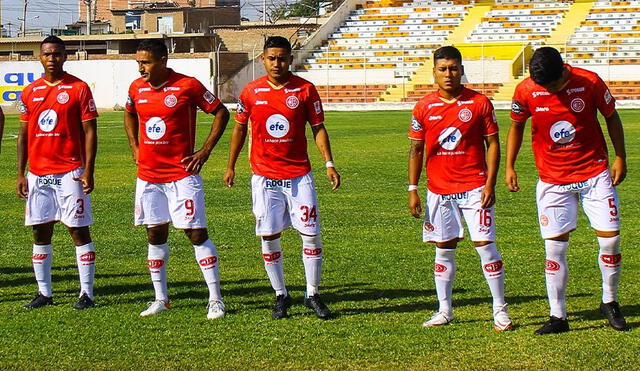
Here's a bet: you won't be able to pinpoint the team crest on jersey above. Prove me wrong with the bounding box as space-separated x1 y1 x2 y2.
17 100 27 114
89 99 97 112
570 98 585 113
458 108 472 122
57 91 70 104
511 100 524 115
438 127 462 150
266 114 290 138
411 116 422 131
145 117 167 140
164 94 178 108
423 221 435 232
38 109 58 132
604 89 612 104
314 101 322 114
549 120 575 144
203 91 216 104
285 95 300 109
126 95 133 106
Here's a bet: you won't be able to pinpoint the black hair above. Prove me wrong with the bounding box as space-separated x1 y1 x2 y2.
433 46 462 64
529 47 564 86
41 35 65 50
137 39 168 59
264 36 292 54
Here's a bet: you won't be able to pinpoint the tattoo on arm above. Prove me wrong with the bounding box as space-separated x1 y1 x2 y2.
409 140 423 158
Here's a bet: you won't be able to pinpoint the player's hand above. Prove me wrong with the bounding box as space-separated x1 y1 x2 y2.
16 175 28 199
181 149 210 174
327 167 341 190
73 170 94 195
610 156 627 186
408 191 422 218
480 185 496 208
505 168 520 192
223 168 235 188
131 147 139 165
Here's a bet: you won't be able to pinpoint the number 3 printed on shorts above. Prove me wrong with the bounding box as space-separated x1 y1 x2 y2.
477 209 492 227
185 199 195 216
300 205 317 222
76 199 85 215
608 198 618 217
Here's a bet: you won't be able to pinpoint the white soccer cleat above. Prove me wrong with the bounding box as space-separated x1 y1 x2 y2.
493 305 513 331
207 300 225 320
140 300 171 317
422 311 454 327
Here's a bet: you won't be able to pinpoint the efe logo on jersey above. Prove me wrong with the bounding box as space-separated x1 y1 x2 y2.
266 114 290 138
145 117 166 140
549 121 575 144
38 109 58 132
438 127 462 150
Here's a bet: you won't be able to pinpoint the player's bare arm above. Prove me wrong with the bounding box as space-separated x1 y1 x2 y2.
182 104 230 174
481 133 500 208
408 138 424 218
16 121 29 198
604 110 627 186
223 122 249 187
505 120 525 192
311 123 340 190
0 107 4 154
73 119 97 194
124 110 140 164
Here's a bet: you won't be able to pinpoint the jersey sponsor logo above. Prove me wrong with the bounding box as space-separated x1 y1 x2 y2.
32 253 49 261
164 94 178 108
79 252 96 262
441 192 468 201
265 179 292 188
535 107 549 112
163 86 180 92
254 87 270 94
600 254 621 265
262 251 282 262
57 85 73 90
604 89 613 104
138 87 151 93
483 260 503 273
566 87 585 96
145 117 167 140
540 214 549 226
458 108 472 122
285 88 301 93
33 97 44 102
38 109 58 132
147 259 164 269
198 256 217 267
532 91 550 98
545 259 560 271
303 248 322 256
434 263 447 273
89 99 97 112
411 116 422 131
138 99 148 104
423 221 435 232
457 99 473 106
511 100 524 115
570 98 585 113
236 99 246 114
56 91 70 104
314 100 322 114
428 102 444 109
255 100 268 105
285 95 300 109
33 85 47 92
549 120 576 144
438 127 462 150
428 115 442 121
203 90 216 104
265 114 290 138
37 175 62 187
559 180 588 192
18 100 28 114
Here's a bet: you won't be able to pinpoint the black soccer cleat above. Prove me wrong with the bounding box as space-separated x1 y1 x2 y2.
272 294 292 319
600 301 628 331
22 292 54 309
73 293 95 310
534 316 569 335
304 294 331 320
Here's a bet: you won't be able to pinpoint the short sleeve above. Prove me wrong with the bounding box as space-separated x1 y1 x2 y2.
18 89 29 121
125 83 136 114
191 79 221 114
593 76 616 118
510 84 531 123
408 103 426 140
78 83 99 121
482 98 499 136
306 84 325 126
234 87 251 124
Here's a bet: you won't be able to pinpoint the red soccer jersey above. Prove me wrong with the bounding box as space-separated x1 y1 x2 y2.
511 65 615 184
19 73 98 176
234 75 325 180
409 87 499 194
126 70 222 183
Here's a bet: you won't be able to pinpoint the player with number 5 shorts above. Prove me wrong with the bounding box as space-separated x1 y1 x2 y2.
17 36 98 311
124 39 230 319
408 46 512 331
225 36 341 320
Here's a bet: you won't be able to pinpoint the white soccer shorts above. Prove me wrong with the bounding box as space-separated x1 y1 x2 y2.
536 169 620 239
25 168 93 227
423 186 495 243
251 172 320 236
134 175 207 229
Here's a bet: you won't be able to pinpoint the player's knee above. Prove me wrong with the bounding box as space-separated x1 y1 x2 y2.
262 233 281 241
68 226 92 246
185 228 208 245
147 224 169 245
301 234 323 259
32 223 55 245
597 234 620 254
435 239 458 249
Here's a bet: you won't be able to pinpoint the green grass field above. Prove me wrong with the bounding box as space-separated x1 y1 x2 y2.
0 110 638 369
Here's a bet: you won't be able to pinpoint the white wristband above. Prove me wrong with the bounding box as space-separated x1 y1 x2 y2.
325 161 335 168
408 185 418 191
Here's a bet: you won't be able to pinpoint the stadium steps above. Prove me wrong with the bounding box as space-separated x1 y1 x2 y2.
545 0 595 49
444 1 493 45
492 67 529 101
377 57 433 101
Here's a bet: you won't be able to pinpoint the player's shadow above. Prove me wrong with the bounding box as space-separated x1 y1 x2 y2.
0 265 82 288
570 303 639 330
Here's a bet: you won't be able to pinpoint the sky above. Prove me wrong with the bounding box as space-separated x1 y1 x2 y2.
1 0 268 36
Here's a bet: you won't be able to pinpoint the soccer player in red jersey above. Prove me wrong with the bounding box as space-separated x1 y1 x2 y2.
124 39 230 319
506 47 628 334
224 36 340 320
408 46 512 331
16 36 98 310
